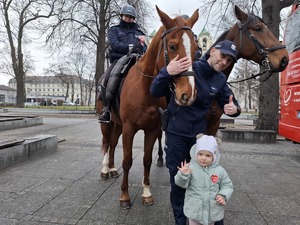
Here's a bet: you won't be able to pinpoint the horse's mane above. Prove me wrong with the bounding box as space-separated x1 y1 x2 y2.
206 12 263 55
206 30 230 54
249 13 264 23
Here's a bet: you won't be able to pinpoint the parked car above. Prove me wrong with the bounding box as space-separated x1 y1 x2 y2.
62 101 76 106
33 101 41 106
25 102 34 106
51 100 57 106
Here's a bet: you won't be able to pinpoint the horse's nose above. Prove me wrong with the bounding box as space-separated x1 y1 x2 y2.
280 56 289 71
179 92 196 106
180 94 188 105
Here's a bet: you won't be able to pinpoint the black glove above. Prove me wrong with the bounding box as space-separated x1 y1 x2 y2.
131 43 144 54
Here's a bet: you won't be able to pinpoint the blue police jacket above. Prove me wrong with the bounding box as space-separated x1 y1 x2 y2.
108 20 146 62
150 54 241 138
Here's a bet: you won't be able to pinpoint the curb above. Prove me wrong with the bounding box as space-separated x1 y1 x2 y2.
0 135 57 170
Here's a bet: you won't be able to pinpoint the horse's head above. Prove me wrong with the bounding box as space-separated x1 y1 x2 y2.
156 6 199 106
229 5 288 72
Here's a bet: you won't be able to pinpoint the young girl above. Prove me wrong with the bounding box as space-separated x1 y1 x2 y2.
175 134 233 225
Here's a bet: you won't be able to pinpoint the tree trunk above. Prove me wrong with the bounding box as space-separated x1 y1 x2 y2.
94 0 107 106
256 0 293 131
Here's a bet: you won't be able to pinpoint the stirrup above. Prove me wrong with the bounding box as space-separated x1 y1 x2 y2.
98 109 111 123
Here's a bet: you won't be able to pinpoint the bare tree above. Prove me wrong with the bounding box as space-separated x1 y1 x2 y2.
44 0 152 106
201 0 294 131
0 0 58 107
230 60 260 112
256 0 294 131
58 49 95 105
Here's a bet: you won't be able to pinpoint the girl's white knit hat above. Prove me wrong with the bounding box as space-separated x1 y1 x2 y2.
195 135 218 163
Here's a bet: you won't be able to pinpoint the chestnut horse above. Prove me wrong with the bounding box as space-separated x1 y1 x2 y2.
205 6 289 135
97 6 199 209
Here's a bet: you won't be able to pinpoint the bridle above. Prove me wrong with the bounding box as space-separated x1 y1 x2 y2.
228 15 287 86
136 24 196 79
161 25 194 67
237 14 286 73
161 25 197 94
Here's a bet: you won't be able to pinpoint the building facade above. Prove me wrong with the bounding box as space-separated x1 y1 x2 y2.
0 85 17 105
8 75 95 106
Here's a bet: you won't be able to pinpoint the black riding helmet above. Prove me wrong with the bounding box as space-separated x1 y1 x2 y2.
180 14 190 20
120 5 136 19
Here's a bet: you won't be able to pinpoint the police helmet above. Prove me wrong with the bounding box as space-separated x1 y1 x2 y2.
180 14 190 20
120 5 136 19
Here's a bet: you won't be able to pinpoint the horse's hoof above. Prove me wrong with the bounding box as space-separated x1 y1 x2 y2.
142 196 154 206
101 172 109 180
120 200 131 209
157 158 164 167
110 171 119 178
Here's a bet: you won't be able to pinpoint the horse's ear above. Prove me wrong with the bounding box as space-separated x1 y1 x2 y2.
234 5 248 24
188 9 199 28
156 5 175 29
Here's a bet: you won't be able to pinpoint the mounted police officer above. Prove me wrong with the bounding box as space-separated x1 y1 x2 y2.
98 4 147 123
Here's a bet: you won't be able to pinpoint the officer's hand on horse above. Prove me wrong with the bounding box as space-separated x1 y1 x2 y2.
167 55 192 76
132 43 144 54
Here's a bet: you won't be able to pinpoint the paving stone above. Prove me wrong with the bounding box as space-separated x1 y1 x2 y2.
0 217 20 225
249 194 300 217
1 116 300 225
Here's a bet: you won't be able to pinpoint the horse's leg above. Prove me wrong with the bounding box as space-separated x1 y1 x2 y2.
108 124 122 178
157 130 164 167
142 129 160 206
206 101 223 136
119 124 137 209
100 122 113 180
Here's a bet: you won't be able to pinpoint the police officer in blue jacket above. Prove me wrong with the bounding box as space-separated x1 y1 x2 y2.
98 4 146 123
150 40 241 225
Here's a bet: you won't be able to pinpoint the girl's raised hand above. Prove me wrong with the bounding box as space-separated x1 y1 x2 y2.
177 160 192 174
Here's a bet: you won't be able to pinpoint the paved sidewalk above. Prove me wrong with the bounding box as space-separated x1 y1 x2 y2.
0 115 300 225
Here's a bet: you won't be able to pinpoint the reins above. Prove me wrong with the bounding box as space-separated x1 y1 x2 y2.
135 62 156 79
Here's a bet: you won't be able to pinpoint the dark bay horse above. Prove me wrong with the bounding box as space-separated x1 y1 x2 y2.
97 6 199 209
205 6 289 135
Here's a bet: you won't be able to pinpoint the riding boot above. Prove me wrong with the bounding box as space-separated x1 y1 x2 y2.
98 101 111 123
98 85 111 123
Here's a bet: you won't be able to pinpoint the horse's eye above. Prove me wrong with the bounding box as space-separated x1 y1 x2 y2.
253 25 262 32
169 43 177 52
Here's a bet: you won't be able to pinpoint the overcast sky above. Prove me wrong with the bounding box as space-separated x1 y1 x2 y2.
0 0 206 86
149 0 204 34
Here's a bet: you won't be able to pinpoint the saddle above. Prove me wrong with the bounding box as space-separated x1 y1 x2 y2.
97 53 139 115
